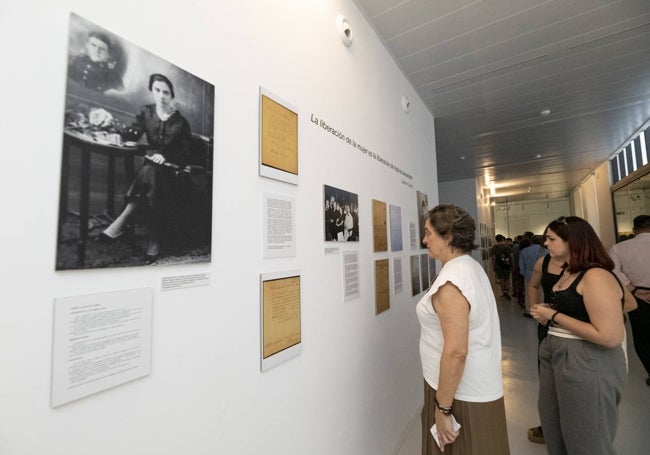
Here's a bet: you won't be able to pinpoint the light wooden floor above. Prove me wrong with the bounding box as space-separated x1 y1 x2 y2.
397 296 650 455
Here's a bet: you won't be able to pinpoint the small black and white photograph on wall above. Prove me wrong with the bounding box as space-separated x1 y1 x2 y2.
389 204 403 251
56 13 214 270
410 254 421 296
428 256 437 287
416 190 429 248
419 253 429 293
324 185 359 242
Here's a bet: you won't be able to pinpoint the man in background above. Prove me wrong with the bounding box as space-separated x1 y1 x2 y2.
492 234 513 299
519 235 547 318
610 214 650 386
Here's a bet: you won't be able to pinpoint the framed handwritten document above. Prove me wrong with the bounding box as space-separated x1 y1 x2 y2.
259 88 298 184
372 199 388 252
260 271 302 371
375 259 390 315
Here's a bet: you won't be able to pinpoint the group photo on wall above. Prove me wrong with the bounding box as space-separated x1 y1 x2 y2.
56 14 215 270
323 184 359 242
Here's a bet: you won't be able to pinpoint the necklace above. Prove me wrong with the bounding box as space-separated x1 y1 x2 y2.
157 108 175 121
555 271 573 290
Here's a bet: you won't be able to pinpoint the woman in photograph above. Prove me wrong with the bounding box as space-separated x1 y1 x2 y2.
418 204 509 454
530 216 628 454
97 73 192 264
343 205 354 240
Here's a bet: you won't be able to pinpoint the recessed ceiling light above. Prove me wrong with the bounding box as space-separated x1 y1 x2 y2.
460 155 466 160
540 109 551 117
534 153 542 159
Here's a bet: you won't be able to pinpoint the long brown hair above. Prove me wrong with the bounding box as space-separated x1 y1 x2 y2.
545 216 613 272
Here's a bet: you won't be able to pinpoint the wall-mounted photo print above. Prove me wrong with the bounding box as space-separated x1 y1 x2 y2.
420 253 429 293
260 271 302 372
259 88 298 184
57 14 214 270
372 199 388 252
323 185 359 242
416 190 429 249
389 204 403 251
410 254 421 296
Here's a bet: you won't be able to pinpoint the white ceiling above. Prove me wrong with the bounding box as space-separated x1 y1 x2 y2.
354 0 650 202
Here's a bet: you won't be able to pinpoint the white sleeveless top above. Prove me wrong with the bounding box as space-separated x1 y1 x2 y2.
416 254 504 402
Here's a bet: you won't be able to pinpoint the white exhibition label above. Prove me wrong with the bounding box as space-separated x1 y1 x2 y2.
263 193 296 258
393 257 403 294
51 288 153 407
161 272 210 291
409 222 417 250
342 250 360 302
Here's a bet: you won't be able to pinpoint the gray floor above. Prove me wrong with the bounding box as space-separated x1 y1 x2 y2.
398 296 650 455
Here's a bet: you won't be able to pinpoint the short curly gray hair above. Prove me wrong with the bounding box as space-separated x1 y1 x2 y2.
427 204 477 253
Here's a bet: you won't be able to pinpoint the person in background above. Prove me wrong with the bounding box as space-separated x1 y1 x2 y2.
491 234 513 299
524 226 568 445
511 235 523 305
530 216 628 454
418 204 509 454
516 235 532 309
69 31 124 92
610 214 650 386
519 235 547 318
96 73 191 264
343 205 354 240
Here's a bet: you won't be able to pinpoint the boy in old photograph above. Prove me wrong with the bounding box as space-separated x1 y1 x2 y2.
69 30 124 92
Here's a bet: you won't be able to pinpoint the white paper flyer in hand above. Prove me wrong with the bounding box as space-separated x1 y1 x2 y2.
431 415 461 448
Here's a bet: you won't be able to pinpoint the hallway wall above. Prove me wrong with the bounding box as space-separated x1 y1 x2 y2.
0 2 437 454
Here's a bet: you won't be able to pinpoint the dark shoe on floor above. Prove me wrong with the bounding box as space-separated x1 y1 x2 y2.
143 254 159 265
94 226 131 244
523 312 533 318
527 426 545 444
95 232 119 244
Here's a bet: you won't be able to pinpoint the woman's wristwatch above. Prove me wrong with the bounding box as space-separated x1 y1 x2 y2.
434 397 453 416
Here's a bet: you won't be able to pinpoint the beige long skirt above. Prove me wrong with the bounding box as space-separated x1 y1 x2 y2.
421 381 510 455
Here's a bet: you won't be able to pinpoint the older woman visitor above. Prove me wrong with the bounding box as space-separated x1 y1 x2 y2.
418 204 509 454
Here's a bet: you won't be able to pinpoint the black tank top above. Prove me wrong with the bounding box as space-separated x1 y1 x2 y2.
550 266 624 323
540 254 562 302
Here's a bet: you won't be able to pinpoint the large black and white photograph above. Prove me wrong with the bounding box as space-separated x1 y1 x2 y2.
56 14 214 270
323 184 359 242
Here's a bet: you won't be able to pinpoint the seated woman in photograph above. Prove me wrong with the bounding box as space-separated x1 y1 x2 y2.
97 73 192 264
530 216 630 455
418 204 509 454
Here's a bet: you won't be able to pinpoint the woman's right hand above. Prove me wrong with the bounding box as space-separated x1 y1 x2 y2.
149 153 167 165
531 303 552 325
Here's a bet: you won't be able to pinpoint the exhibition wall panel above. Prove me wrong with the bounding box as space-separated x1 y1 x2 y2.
0 1 437 454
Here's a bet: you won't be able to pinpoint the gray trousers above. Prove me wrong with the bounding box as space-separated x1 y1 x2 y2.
538 335 626 455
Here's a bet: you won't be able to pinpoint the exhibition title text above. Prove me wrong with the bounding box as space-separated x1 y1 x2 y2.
310 114 413 182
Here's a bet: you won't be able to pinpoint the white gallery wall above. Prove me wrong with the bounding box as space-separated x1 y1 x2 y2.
438 178 481 263
0 1 438 455
568 161 616 250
